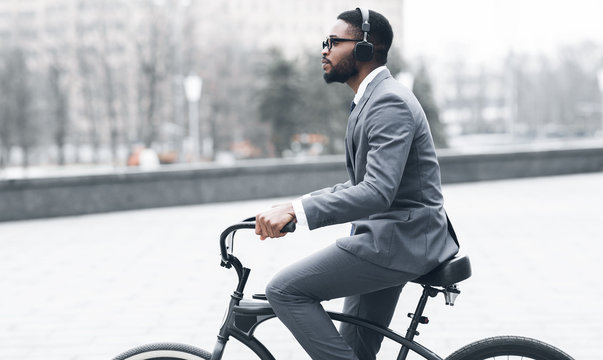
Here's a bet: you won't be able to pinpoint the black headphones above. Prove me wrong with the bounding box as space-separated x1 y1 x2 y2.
354 7 374 62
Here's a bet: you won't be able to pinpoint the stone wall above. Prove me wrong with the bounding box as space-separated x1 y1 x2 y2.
1 147 602 222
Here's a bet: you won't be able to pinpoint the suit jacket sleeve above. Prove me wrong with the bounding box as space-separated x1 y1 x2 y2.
302 93 416 229
309 180 352 196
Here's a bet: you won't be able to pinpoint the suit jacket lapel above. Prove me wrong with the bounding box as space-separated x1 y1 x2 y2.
346 101 361 168
345 69 392 180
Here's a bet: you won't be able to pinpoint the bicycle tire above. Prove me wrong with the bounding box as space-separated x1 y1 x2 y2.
445 336 574 360
113 342 211 360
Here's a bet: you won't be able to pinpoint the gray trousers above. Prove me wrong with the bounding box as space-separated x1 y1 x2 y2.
265 244 417 360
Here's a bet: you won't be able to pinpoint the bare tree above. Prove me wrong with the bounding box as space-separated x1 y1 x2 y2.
504 45 603 138
100 30 120 164
201 44 269 158
136 4 172 148
297 51 350 155
47 62 70 165
0 48 38 168
76 45 102 163
0 53 12 170
413 61 448 148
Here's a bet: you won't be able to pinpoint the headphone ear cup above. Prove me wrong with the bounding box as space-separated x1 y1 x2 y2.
354 41 374 62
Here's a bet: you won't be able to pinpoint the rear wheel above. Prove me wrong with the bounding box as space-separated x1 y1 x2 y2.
446 336 574 360
113 342 211 360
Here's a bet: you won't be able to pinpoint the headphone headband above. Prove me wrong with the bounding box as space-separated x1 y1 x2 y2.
358 7 370 35
354 7 374 62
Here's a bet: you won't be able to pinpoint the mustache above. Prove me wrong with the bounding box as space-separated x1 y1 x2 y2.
322 57 331 65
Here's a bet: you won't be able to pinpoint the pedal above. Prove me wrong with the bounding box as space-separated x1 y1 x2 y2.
444 285 460 306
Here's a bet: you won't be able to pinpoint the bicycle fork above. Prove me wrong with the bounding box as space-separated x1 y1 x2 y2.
212 264 251 360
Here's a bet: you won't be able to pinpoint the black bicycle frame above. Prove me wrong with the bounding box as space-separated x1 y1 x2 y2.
213 221 443 360
210 294 442 360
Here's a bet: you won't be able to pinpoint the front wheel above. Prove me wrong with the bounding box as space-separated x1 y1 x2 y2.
113 342 211 360
446 336 574 360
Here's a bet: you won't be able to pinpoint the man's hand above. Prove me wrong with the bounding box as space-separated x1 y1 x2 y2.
255 203 296 240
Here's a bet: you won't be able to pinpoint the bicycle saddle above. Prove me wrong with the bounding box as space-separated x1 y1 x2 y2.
411 255 471 287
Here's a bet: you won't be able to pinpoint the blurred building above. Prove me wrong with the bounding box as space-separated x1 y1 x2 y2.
436 49 603 145
0 0 139 163
438 62 509 137
0 0 405 165
0 0 404 65
191 0 405 57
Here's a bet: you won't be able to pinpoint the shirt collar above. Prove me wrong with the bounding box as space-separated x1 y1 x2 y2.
353 65 388 105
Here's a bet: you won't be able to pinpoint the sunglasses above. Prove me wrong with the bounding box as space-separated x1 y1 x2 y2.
322 37 363 51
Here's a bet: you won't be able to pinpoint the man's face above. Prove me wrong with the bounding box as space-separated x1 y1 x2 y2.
322 20 359 84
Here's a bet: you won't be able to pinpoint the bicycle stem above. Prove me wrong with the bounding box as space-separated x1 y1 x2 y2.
236 266 251 294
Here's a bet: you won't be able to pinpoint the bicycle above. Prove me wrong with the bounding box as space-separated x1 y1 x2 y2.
113 218 574 360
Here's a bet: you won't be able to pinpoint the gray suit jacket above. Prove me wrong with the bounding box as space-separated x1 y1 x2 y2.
302 69 459 275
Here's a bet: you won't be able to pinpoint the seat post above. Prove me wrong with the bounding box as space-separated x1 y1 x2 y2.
397 285 436 360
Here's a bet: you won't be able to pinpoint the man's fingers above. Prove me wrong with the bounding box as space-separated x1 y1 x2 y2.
257 214 268 238
255 218 262 236
256 213 269 239
266 216 281 238
256 205 294 239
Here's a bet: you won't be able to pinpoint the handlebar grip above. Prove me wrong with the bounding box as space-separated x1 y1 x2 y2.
281 220 296 233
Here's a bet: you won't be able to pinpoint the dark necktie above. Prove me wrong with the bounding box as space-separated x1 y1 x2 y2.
350 101 356 113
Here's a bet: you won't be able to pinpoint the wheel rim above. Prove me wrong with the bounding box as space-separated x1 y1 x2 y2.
121 349 206 360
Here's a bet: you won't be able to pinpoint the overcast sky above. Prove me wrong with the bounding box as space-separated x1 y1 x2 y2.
404 0 603 63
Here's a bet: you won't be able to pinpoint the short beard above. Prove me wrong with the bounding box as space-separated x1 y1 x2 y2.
323 53 358 84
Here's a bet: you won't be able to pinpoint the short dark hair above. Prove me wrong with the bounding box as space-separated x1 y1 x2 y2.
337 9 393 65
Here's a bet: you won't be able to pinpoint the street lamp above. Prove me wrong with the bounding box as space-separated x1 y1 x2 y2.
184 73 202 161
597 69 603 137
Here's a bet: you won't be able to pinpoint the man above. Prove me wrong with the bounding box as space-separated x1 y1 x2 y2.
255 8 459 360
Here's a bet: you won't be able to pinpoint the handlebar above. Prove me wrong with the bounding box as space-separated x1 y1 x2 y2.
217 218 296 295
219 217 296 267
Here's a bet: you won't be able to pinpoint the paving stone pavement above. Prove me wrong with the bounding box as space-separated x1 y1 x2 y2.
1 172 602 360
